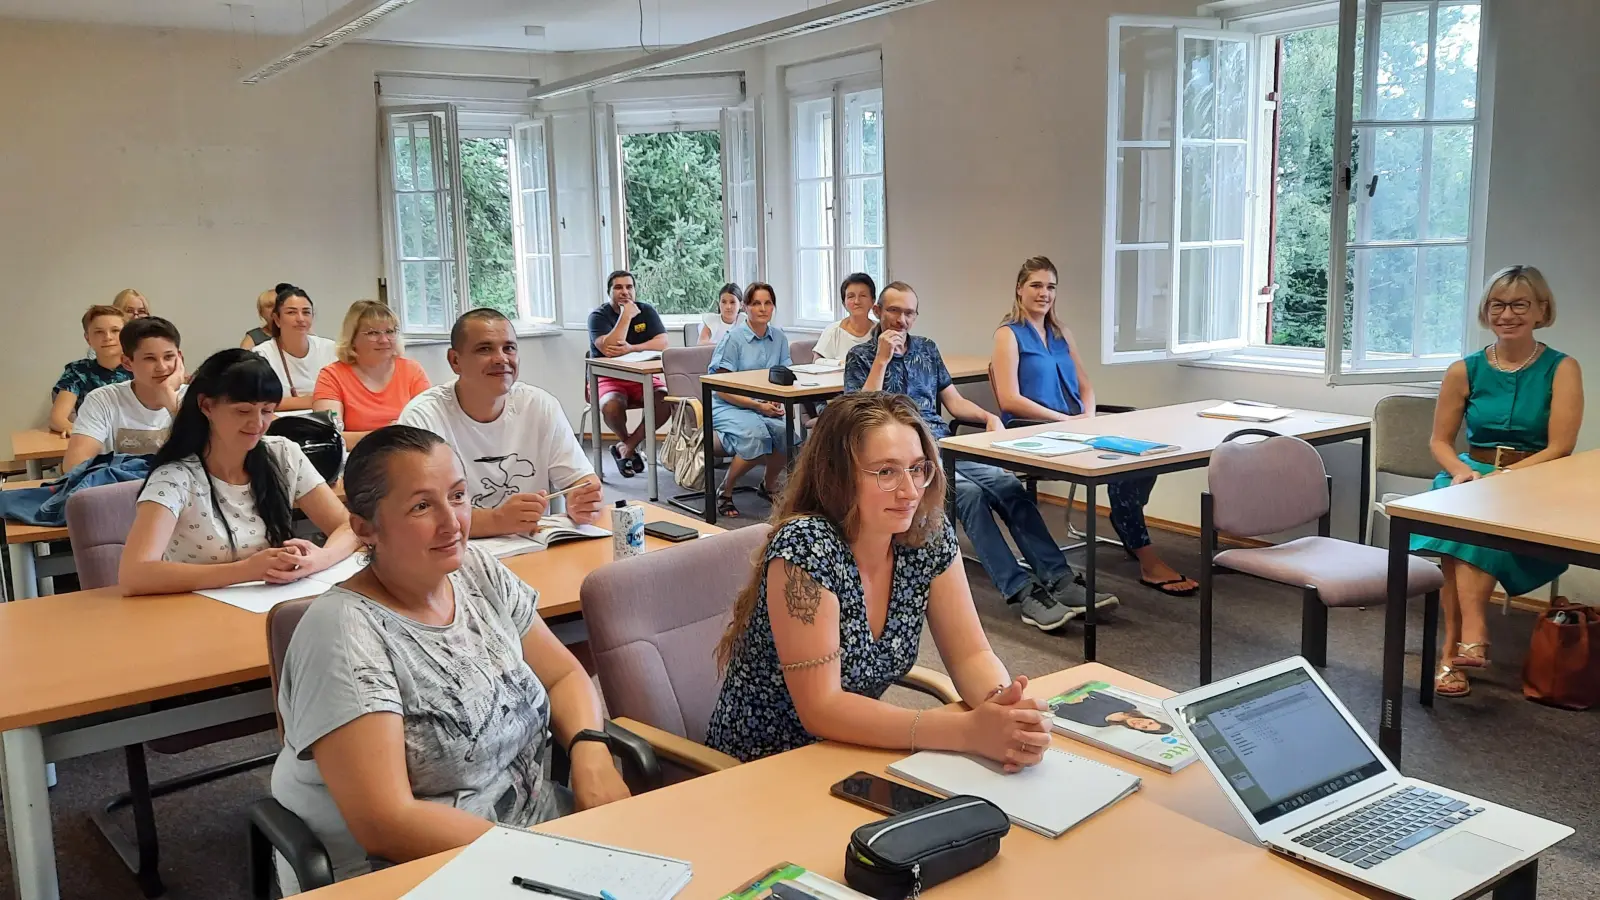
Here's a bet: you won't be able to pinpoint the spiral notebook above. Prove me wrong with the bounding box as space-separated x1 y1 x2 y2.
400 826 691 900
886 747 1140 838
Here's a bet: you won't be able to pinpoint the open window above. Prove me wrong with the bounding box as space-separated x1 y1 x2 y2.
380 105 468 337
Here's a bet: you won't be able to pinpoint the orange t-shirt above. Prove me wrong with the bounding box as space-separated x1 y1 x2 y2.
312 358 432 432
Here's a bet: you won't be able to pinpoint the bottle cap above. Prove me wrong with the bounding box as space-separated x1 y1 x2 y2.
615 500 626 508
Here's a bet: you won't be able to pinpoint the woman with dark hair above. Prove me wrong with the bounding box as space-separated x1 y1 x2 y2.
699 283 745 346
119 349 358 596
270 425 629 884
706 283 792 518
253 284 337 411
813 273 877 362
704 393 1052 766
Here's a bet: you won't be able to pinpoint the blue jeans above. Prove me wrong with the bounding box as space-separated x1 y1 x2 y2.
1107 477 1157 552
951 461 1071 600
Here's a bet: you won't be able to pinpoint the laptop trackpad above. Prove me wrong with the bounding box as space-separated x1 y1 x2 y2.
1421 832 1521 876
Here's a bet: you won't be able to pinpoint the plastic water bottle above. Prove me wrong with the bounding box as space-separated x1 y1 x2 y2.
612 500 645 560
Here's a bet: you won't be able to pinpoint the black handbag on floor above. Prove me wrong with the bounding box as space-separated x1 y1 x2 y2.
844 795 1010 899
266 412 344 484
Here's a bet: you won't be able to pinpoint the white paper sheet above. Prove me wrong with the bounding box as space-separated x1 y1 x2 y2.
615 350 664 363
197 552 366 614
400 826 691 900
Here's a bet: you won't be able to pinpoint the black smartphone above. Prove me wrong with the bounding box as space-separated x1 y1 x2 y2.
829 771 941 816
644 521 699 542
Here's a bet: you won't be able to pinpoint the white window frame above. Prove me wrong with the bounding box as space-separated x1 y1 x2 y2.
511 119 558 325
789 73 887 329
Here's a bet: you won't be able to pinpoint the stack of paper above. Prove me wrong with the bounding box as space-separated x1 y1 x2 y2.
197 552 367 614
1198 401 1293 422
887 747 1141 838
615 350 664 363
401 826 691 900
990 435 1092 457
790 361 844 375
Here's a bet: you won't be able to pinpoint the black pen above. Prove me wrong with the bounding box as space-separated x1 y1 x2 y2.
510 875 612 900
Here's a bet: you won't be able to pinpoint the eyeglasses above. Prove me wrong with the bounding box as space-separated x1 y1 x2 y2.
881 306 919 319
1486 300 1534 316
861 462 938 492
360 328 399 340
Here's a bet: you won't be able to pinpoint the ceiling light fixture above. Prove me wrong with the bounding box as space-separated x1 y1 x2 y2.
241 0 420 85
529 0 937 101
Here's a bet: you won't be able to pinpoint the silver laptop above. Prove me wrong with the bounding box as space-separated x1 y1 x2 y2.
1163 658 1571 900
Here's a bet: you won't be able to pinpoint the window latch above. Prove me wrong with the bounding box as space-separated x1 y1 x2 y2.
1366 175 1380 198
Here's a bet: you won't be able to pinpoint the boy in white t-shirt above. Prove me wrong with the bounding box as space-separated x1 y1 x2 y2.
399 308 604 537
64 316 186 470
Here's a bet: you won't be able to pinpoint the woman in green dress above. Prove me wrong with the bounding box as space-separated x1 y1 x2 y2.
1415 265 1584 698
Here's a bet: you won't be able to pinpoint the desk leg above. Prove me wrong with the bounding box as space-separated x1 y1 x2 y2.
783 403 795 463
7 544 37 601
1492 859 1538 900
2 727 60 900
589 368 604 479
643 375 659 502
24 461 40 481
1082 483 1098 663
1380 517 1411 765
702 380 718 525
1358 432 1372 545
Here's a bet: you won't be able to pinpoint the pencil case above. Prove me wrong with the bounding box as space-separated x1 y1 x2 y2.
843 794 1010 899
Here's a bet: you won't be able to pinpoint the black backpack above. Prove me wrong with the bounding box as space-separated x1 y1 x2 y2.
266 412 344 483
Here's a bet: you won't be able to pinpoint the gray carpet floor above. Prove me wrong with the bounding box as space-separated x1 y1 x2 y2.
2 464 1594 899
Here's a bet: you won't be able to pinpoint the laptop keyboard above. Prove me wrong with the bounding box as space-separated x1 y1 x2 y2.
1290 786 1487 870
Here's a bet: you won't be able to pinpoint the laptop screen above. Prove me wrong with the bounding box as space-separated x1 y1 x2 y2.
1179 668 1388 826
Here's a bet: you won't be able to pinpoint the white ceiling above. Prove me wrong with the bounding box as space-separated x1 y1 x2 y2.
0 0 816 51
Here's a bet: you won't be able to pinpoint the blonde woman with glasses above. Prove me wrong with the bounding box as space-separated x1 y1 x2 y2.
313 300 431 432
1413 265 1583 699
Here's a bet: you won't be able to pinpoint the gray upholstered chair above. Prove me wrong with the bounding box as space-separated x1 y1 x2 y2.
660 343 757 516
1199 430 1445 694
66 481 279 898
580 525 959 782
790 339 818 365
1369 394 1457 546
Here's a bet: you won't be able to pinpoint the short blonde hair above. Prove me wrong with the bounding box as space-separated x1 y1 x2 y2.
1478 265 1556 328
256 289 278 322
112 289 147 315
335 300 402 364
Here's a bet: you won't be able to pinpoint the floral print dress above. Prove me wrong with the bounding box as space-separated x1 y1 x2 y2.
705 514 959 762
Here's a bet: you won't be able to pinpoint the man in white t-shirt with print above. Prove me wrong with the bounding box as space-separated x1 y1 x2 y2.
65 316 187 470
399 308 604 537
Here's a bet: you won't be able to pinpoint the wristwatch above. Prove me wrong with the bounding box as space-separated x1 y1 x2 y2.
568 728 612 755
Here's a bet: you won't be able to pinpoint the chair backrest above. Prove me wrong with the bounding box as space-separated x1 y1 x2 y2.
681 321 698 345
1209 431 1329 537
790 340 817 365
1373 393 1455 480
581 524 772 743
265 597 317 733
64 480 143 590
662 344 716 400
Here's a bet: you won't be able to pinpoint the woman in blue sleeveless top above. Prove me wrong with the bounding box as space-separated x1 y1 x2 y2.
1413 266 1583 699
990 257 1197 597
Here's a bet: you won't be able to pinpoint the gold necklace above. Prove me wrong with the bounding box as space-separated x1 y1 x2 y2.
1488 342 1542 373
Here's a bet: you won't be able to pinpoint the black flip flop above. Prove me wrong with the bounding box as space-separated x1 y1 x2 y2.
1140 576 1199 597
611 443 637 478
717 494 741 518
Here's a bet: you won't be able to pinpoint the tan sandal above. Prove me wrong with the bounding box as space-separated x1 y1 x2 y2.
1435 664 1471 698
1451 641 1490 669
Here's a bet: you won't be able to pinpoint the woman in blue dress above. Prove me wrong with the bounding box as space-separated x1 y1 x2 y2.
705 393 1052 766
1415 265 1584 698
708 283 792 518
990 256 1196 596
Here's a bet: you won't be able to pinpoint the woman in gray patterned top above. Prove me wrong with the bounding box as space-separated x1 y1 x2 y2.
270 425 630 884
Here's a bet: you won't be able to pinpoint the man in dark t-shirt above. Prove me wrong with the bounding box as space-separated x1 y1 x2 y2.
587 270 672 477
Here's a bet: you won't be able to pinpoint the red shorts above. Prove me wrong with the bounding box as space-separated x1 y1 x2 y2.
592 374 666 405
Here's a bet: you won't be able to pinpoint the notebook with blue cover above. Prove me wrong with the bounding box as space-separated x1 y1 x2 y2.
1039 432 1178 457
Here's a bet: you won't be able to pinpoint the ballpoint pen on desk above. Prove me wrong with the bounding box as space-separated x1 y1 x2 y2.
510 875 619 900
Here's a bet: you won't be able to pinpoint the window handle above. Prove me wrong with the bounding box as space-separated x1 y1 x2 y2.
1366 175 1379 198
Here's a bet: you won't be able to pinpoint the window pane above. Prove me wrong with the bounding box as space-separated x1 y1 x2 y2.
413 130 436 191
1372 4 1430 121
1419 245 1468 357
844 176 884 247
524 254 554 320
392 133 416 191
461 137 516 318
1181 144 1214 242
795 179 834 249
797 248 835 322
523 189 551 254
1211 244 1246 342
1427 126 1474 240
1352 246 1418 358
1114 148 1173 245
848 249 885 289
1364 126 1424 241
794 98 833 180
1182 38 1216 139
518 127 548 190
1178 248 1212 346
1433 5 1480 120
1217 39 1250 140
844 88 884 176
1117 26 1177 142
402 261 428 325
1112 248 1171 353
1216 143 1247 241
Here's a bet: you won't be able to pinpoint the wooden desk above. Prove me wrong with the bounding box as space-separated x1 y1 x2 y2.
10 430 68 479
586 357 669 502
1380 450 1600 763
299 663 1385 900
937 400 1373 663
697 353 992 524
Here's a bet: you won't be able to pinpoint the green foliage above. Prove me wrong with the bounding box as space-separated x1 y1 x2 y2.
459 138 517 318
622 132 726 316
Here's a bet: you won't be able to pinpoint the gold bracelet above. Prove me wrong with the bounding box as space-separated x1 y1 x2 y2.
910 709 924 751
778 647 842 671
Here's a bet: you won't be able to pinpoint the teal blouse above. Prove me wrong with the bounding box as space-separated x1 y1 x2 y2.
1459 346 1567 453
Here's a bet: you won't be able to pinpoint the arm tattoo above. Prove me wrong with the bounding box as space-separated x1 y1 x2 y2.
783 564 824 625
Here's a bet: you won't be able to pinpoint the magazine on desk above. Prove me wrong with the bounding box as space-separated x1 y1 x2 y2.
471 515 611 559
1038 432 1178 457
719 862 872 900
1046 680 1196 773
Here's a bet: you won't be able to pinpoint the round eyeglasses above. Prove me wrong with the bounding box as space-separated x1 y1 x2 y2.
860 462 938 492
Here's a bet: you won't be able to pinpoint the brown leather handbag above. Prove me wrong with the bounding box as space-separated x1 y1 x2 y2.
1522 602 1600 710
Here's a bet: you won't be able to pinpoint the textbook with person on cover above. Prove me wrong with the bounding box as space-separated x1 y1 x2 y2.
1046 680 1196 774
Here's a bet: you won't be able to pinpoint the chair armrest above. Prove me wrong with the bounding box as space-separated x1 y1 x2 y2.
946 416 989 435
1007 416 1051 428
603 719 663 793
895 666 962 706
609 717 740 776
1095 404 1137 415
248 798 334 893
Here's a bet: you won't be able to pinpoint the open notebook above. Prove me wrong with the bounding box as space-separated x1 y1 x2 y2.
401 826 692 900
471 515 611 559
887 747 1140 838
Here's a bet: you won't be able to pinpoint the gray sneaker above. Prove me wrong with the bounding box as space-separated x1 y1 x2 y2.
1019 584 1076 632
1051 579 1120 612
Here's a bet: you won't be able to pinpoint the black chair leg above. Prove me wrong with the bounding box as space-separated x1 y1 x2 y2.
1300 589 1329 668
248 819 275 900
1420 590 1440 707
